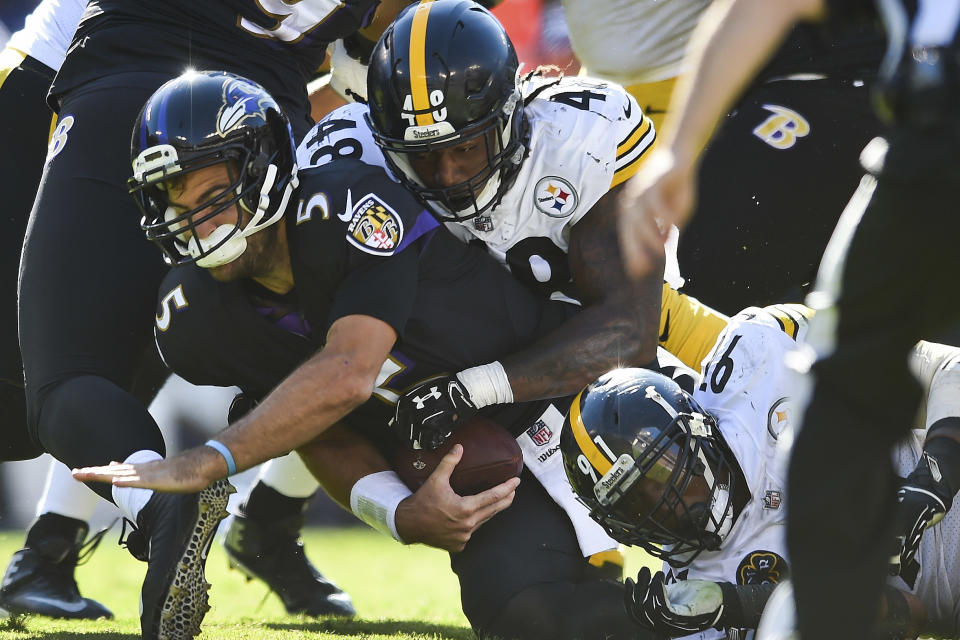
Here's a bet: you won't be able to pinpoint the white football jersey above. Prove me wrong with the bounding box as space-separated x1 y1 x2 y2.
667 306 960 639
296 74 683 303
664 306 811 640
7 0 85 71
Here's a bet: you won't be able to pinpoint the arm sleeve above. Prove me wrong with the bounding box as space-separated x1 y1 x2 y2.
659 282 730 370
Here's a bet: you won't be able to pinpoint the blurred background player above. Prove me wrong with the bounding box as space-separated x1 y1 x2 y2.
616 0 960 637
564 0 884 314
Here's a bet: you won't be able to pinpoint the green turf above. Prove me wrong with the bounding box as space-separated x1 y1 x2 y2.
0 526 657 639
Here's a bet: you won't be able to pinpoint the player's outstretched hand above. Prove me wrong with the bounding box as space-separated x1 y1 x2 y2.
72 446 225 493
395 444 519 552
618 149 695 280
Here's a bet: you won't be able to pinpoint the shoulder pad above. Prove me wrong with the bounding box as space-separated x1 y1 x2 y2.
525 76 654 188
758 304 815 342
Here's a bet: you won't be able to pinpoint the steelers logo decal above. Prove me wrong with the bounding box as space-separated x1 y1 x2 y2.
534 177 579 218
346 193 404 256
766 396 792 441
737 550 788 585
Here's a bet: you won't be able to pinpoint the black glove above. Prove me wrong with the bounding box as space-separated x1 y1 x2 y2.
624 567 726 636
889 452 953 587
394 374 478 450
227 392 259 423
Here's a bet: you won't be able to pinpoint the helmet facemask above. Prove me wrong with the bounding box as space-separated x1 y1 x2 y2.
368 88 525 227
589 406 736 567
563 373 739 568
129 71 299 268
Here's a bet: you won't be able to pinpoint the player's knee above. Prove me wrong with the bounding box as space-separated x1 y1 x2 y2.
0 378 40 461
481 580 645 640
36 374 166 466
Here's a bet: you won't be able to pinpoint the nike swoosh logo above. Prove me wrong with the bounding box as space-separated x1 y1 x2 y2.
17 594 90 613
659 310 670 343
337 188 353 222
623 99 632 119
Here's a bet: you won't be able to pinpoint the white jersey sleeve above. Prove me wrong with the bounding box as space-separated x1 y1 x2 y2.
296 101 390 173
7 0 85 71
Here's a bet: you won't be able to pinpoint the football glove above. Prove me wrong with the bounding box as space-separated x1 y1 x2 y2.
394 374 478 450
624 567 727 636
889 452 953 587
227 392 259 423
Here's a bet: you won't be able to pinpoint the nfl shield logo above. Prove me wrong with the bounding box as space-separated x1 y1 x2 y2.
763 490 782 510
526 420 553 446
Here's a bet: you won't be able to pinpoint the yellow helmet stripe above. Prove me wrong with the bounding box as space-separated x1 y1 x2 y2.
569 390 614 475
409 0 436 126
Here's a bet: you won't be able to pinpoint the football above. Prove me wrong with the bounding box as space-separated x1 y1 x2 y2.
394 415 524 495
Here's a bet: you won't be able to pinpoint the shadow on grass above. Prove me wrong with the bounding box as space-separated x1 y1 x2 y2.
264 618 474 639
0 614 137 640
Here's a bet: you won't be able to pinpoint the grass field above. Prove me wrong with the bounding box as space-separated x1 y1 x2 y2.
0 526 657 640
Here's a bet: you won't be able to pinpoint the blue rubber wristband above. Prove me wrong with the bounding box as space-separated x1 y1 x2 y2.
204 439 237 476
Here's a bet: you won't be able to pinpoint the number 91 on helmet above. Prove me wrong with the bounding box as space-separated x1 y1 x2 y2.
560 368 741 568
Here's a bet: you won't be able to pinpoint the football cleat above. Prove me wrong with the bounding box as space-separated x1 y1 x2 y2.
0 514 113 619
223 513 355 617
131 480 234 640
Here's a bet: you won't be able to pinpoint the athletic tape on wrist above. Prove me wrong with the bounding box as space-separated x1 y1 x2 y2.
204 439 237 476
350 471 412 543
457 361 514 408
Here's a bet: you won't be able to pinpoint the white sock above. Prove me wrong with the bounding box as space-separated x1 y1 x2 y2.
111 450 162 523
256 452 318 499
36 459 101 522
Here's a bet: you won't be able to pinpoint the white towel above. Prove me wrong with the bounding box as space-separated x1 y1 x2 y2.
516 403 618 557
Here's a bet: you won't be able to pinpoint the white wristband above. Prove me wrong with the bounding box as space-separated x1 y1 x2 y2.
456 361 514 409
349 471 412 543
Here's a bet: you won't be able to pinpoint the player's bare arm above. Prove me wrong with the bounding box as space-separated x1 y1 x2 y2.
74 314 396 492
299 420 519 552
394 445 520 552
499 182 665 401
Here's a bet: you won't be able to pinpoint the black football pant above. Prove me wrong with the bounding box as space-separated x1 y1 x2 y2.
680 78 881 315
17 72 177 500
0 61 170 464
453 468 650 640
787 128 960 640
0 54 52 461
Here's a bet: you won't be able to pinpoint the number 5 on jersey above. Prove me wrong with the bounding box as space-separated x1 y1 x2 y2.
156 285 188 332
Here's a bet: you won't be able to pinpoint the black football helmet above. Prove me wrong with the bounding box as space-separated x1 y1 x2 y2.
129 70 298 268
365 0 526 224
560 369 739 567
